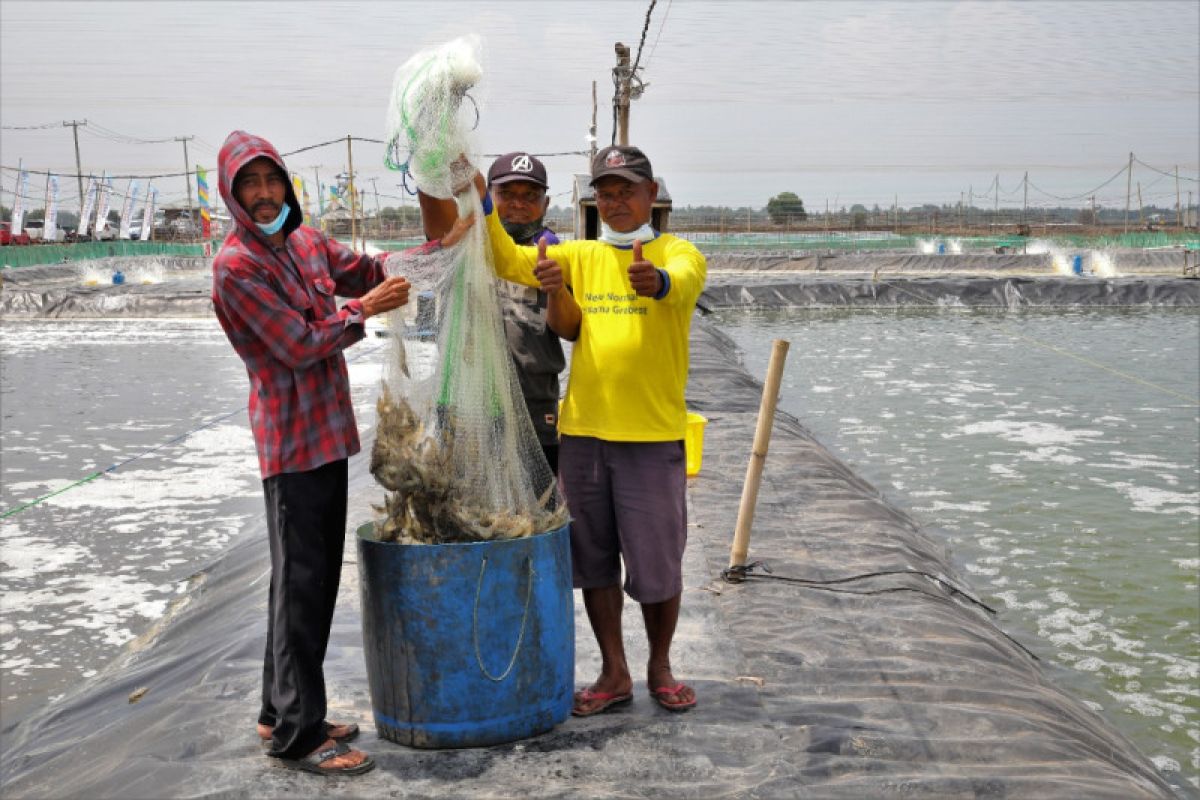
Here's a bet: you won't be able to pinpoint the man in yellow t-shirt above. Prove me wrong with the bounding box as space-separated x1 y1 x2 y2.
482 145 706 716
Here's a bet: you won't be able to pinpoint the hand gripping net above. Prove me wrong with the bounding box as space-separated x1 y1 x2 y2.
372 36 568 544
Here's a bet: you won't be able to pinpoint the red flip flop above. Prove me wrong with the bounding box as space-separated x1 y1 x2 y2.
650 683 697 712
572 687 633 717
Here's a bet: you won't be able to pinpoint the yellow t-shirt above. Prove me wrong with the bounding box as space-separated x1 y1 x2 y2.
486 210 706 441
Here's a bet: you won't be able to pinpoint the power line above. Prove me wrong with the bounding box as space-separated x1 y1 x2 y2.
629 0 658 77
644 0 673 69
1026 162 1131 202
1 121 61 131
1134 156 1199 182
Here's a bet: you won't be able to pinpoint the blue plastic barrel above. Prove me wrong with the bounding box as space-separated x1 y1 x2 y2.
356 522 573 748
1072 254 1084 275
937 242 946 255
111 270 125 285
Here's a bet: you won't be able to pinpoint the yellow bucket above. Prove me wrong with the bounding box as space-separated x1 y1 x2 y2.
685 412 708 477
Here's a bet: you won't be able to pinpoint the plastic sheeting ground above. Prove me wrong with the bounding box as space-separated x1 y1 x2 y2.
0 318 1186 799
4 257 1198 318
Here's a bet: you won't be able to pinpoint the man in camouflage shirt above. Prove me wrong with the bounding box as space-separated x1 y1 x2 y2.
486 152 566 471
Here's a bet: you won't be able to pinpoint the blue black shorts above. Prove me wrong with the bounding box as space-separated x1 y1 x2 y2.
558 435 687 604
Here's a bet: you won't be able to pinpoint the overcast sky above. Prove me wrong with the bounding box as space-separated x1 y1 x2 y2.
1 0 1197 212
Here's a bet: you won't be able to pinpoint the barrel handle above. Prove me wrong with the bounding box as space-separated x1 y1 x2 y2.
472 555 534 682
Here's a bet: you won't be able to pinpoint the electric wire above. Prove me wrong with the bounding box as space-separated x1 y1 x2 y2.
643 0 673 70
629 0 659 77
1134 157 1200 182
723 565 1041 663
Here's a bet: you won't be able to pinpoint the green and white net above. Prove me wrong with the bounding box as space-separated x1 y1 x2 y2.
372 36 567 545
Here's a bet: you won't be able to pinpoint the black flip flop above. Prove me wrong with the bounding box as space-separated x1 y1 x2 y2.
279 741 375 777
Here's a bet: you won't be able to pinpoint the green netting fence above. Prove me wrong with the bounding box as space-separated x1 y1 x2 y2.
682 231 1200 253
0 241 209 270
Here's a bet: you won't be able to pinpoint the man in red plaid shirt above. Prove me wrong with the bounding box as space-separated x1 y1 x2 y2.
213 130 455 776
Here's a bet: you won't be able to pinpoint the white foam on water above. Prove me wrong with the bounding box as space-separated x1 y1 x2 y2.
958 419 1105 447
1151 755 1182 774
921 500 991 513
993 590 1048 611
0 534 91 581
1088 477 1200 515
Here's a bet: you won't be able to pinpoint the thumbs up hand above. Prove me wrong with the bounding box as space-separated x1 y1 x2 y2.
627 239 661 297
533 235 565 293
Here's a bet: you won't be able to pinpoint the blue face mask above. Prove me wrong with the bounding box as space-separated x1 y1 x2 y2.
255 203 290 236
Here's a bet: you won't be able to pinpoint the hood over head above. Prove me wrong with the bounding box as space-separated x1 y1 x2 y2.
217 131 304 241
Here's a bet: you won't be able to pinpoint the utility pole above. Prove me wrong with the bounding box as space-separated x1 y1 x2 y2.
1124 151 1133 234
1090 194 1097 228
589 80 598 161
368 176 381 236
613 43 631 145
176 136 195 238
1021 171 1028 228
993 173 999 231
312 167 322 222
1189 191 1194 230
43 170 51 238
1137 181 1144 227
1175 166 1182 230
346 136 357 251
63 119 87 217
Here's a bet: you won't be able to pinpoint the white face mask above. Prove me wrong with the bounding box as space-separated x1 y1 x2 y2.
598 221 656 247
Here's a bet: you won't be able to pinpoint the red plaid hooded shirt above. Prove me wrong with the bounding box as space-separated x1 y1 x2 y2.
212 131 392 478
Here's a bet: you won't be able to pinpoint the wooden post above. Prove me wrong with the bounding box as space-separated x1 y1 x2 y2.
614 43 631 146
728 339 791 570
347 135 357 251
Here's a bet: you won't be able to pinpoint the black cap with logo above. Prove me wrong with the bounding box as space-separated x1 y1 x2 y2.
590 145 653 185
487 152 548 189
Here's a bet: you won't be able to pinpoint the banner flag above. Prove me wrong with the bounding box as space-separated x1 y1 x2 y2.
302 180 313 226
94 176 113 237
44 176 60 241
292 175 313 227
119 179 141 239
10 170 29 235
77 177 98 237
197 166 212 238
140 186 157 241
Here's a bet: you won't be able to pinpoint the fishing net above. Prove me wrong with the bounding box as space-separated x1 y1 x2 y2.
371 36 568 545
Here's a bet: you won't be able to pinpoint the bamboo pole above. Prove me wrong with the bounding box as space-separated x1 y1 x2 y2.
728 339 790 570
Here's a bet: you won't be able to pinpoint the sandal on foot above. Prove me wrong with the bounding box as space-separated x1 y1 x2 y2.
572 687 633 717
650 683 697 712
259 720 360 746
279 741 375 777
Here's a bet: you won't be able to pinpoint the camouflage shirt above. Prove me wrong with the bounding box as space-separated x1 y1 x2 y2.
497 226 565 445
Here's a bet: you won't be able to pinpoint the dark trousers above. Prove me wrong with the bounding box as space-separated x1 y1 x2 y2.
542 443 559 475
257 458 348 759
